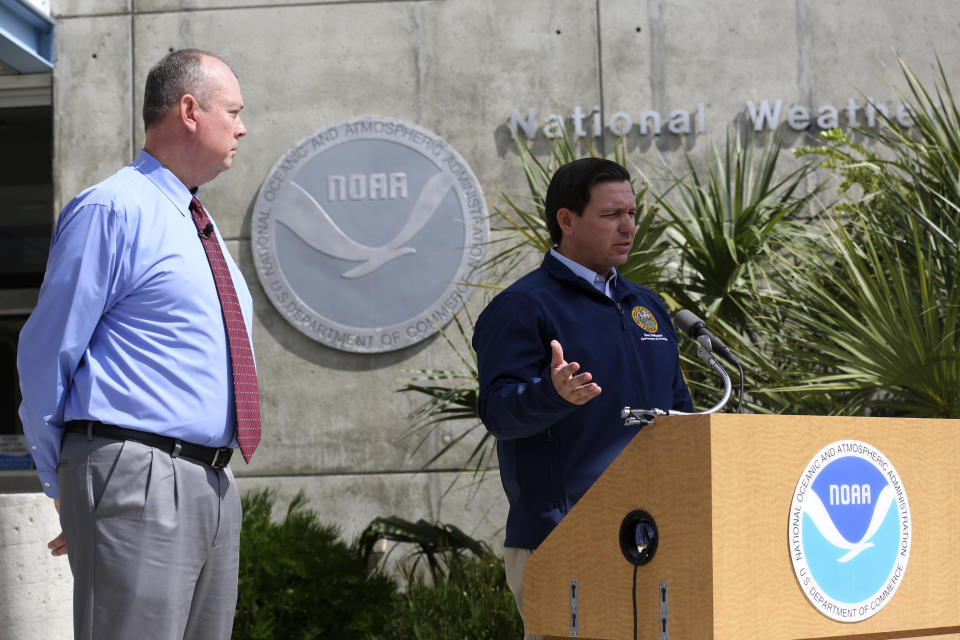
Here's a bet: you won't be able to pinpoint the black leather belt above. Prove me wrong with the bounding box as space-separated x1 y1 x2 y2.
64 421 234 469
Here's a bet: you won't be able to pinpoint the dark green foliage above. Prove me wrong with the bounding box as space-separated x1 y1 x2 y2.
234 493 523 640
648 134 817 328
642 134 819 412
775 58 960 417
358 515 524 639
384 553 524 640
358 515 487 584
233 489 398 640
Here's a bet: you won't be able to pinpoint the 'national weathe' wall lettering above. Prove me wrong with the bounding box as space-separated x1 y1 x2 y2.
747 98 915 132
509 97 922 139
829 484 872 506
328 173 408 201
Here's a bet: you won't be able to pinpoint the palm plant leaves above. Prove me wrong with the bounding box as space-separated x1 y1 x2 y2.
397 309 495 472
357 515 488 585
648 134 818 328
634 134 820 412
763 207 959 417
774 59 960 418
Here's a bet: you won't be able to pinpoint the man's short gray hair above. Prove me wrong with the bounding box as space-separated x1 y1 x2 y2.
142 49 232 130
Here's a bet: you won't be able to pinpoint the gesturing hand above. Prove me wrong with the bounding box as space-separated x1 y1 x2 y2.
549 339 602 405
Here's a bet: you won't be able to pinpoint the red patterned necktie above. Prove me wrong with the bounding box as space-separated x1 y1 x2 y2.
189 196 261 463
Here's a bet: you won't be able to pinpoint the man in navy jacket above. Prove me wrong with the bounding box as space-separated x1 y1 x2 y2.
473 157 693 636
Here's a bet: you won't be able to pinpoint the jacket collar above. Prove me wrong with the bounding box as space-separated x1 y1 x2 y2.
540 251 638 301
548 248 618 293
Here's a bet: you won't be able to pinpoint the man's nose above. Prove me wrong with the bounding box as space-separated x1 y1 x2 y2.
236 118 247 137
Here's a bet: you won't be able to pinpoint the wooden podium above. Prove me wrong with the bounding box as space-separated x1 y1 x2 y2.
523 414 960 639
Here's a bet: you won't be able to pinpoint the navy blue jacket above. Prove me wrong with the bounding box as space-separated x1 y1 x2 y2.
473 252 693 549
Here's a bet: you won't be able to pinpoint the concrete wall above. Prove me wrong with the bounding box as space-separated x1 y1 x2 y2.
4 0 960 637
0 493 72 639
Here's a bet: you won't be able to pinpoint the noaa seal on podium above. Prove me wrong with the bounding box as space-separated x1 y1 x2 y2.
789 440 911 622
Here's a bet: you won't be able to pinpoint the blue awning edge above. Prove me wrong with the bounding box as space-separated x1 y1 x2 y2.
0 0 54 73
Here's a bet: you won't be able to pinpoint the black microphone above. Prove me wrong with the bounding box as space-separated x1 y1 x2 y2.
202 222 214 238
674 309 739 365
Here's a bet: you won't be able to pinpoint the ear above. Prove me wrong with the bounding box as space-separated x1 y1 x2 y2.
556 207 578 237
179 93 201 132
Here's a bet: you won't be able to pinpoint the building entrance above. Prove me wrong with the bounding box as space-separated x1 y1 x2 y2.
0 75 52 488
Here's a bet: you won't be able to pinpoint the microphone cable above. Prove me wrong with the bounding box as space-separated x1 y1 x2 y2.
735 360 744 413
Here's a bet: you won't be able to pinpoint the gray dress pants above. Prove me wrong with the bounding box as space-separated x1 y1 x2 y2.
58 431 242 640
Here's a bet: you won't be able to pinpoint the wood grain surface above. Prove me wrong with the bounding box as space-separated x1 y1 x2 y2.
524 414 960 639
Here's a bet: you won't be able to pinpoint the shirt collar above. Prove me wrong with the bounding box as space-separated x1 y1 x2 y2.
549 248 618 295
132 149 196 216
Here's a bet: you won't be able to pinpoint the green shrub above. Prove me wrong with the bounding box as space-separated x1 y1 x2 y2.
234 492 522 639
359 515 524 639
233 489 398 640
778 59 960 417
384 552 524 640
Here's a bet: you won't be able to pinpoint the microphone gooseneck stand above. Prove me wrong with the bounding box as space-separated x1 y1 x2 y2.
621 334 733 428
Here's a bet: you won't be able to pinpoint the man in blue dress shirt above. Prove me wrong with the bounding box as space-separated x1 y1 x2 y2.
17 49 252 640
472 158 693 638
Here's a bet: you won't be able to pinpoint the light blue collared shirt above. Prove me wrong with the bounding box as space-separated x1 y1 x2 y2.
17 150 253 498
549 248 618 299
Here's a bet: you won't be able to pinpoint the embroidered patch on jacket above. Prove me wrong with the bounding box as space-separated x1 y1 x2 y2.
631 306 658 333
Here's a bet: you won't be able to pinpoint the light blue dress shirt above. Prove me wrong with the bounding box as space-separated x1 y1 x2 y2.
17 150 254 498
548 248 618 299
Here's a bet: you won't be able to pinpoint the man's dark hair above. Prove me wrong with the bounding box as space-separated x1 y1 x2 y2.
142 49 231 129
544 157 632 245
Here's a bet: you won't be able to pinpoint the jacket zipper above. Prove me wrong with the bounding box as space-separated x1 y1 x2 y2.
616 298 644 411
545 427 567 513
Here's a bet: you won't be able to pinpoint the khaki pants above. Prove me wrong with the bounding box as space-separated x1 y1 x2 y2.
503 547 544 640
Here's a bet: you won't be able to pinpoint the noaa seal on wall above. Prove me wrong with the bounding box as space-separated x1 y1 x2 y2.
252 117 489 353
